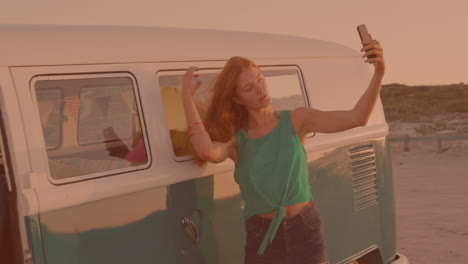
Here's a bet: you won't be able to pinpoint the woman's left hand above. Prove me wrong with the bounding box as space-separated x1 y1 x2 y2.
360 34 385 76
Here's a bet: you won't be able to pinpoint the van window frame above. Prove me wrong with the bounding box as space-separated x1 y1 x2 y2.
157 64 311 162
30 72 151 185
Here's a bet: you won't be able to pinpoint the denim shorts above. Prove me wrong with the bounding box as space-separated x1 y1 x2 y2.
244 200 329 264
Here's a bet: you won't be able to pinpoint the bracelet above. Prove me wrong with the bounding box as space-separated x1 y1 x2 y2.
187 122 204 130
187 124 205 134
189 129 206 137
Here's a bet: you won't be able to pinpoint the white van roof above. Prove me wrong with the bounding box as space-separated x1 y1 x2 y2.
0 24 358 66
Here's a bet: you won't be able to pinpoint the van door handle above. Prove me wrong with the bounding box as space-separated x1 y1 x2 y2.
180 209 203 244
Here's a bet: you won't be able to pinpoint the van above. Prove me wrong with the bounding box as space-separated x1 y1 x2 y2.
0 24 408 264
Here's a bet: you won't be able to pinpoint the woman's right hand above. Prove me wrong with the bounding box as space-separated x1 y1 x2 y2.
182 67 202 97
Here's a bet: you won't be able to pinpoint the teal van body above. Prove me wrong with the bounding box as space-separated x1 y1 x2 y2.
0 25 408 264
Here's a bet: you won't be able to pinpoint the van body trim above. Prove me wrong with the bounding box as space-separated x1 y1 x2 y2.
23 127 388 215
336 245 380 264
304 124 388 154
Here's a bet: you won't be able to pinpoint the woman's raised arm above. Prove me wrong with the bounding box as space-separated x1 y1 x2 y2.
294 36 385 135
182 67 236 163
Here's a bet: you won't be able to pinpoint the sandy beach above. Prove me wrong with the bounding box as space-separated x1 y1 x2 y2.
391 140 468 263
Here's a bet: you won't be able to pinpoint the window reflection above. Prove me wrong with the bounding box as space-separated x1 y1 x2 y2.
34 76 149 180
158 66 307 160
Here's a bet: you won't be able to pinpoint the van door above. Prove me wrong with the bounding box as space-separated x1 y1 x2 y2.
10 67 180 264
156 66 245 263
156 63 313 263
0 74 37 264
0 111 24 264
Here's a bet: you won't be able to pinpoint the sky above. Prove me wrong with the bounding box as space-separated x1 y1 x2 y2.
1 0 467 86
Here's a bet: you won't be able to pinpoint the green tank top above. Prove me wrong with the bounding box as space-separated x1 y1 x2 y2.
234 110 313 255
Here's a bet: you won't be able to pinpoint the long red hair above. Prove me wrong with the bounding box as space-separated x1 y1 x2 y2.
194 56 260 166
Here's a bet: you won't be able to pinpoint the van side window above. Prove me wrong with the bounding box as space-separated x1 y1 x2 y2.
34 76 149 181
158 66 307 161
262 67 308 110
36 89 64 150
158 71 218 160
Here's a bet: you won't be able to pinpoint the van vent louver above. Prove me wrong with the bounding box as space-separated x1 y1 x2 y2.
349 144 378 210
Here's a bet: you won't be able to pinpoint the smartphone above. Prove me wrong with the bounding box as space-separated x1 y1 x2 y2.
357 24 376 59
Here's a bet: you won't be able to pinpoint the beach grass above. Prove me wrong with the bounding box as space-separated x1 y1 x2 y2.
380 83 468 122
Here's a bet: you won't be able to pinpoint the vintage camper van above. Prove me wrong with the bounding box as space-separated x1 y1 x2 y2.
0 24 408 264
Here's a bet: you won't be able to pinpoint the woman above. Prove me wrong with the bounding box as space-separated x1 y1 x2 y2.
182 37 384 264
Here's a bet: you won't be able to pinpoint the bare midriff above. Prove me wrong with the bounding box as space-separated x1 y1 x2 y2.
256 201 310 219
